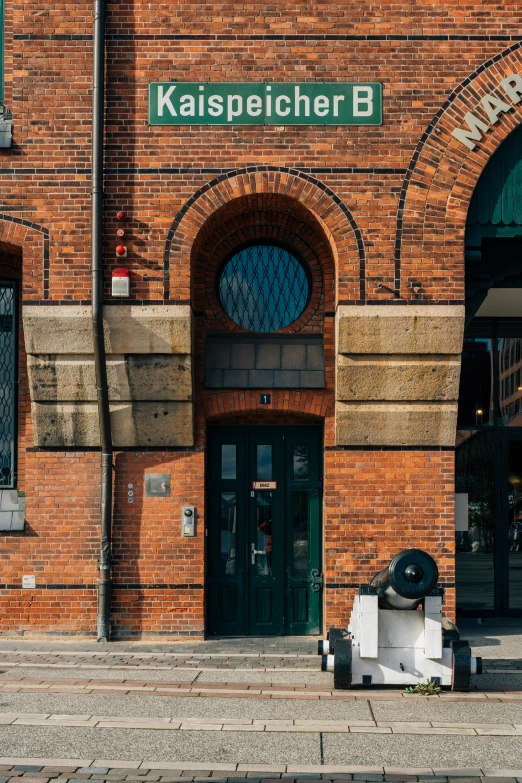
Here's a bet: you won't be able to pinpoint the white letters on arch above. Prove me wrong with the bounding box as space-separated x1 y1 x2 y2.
452 71 522 151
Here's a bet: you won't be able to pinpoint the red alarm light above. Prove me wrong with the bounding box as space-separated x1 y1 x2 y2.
112 267 130 297
116 245 127 257
117 211 126 221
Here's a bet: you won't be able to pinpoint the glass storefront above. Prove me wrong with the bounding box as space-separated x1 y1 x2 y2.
455 429 495 613
456 324 522 616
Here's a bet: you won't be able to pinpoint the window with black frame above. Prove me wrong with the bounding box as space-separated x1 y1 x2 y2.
206 241 325 390
218 243 310 333
0 281 16 488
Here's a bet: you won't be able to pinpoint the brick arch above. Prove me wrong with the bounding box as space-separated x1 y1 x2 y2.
202 390 331 424
163 166 365 304
194 194 333 334
0 214 50 299
396 42 522 302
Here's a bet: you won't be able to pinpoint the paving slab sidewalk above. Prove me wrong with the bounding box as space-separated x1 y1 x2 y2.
1 630 521 775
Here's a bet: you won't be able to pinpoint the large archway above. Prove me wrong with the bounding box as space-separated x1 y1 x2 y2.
180 181 346 448
0 218 48 536
456 121 522 618
177 176 351 636
396 45 522 301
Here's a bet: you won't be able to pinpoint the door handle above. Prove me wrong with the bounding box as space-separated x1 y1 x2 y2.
251 543 266 564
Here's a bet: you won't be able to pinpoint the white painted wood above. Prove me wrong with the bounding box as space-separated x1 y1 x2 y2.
348 594 360 640
359 593 379 658
350 646 452 685
378 609 424 648
343 590 458 686
424 595 443 660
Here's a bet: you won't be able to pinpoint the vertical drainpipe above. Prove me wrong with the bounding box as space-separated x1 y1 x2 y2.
92 0 113 643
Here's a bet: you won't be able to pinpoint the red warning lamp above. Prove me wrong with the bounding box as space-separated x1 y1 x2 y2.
112 267 130 297
116 244 127 258
117 211 126 221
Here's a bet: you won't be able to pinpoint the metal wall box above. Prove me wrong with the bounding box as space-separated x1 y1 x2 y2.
145 474 170 497
182 506 196 536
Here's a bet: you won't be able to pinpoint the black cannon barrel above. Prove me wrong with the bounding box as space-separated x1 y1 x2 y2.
370 549 439 610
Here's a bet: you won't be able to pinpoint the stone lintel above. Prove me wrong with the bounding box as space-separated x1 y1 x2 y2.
27 355 192 402
336 355 461 401
23 305 192 355
0 491 25 531
335 402 458 447
336 305 465 355
31 402 194 448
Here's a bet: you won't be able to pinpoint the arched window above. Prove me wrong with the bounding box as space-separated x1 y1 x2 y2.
218 244 310 333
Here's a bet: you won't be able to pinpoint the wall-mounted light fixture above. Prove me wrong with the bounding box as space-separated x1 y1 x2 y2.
112 267 130 297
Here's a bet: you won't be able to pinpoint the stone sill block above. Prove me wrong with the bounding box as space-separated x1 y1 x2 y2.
0 491 25 531
205 335 325 389
205 368 325 389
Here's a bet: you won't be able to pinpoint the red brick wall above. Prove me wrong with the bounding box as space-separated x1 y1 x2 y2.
111 452 205 637
1 4 520 306
323 449 456 628
3 1 518 635
0 451 100 635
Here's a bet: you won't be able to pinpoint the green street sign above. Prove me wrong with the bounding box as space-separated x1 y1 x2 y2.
149 82 382 126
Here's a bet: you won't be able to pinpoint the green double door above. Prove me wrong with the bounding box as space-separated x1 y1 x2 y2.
207 427 323 636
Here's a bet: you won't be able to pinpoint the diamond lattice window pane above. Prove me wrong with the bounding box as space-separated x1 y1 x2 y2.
0 282 15 488
218 245 310 332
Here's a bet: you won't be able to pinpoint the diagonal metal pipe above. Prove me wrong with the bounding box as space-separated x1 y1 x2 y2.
92 0 113 643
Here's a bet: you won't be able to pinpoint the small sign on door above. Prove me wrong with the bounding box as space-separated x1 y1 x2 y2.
252 481 277 490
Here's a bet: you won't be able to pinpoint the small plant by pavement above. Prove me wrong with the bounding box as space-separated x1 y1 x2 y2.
404 679 441 695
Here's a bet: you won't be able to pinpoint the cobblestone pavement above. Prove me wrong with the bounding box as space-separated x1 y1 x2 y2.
0 760 522 781
0 649 518 674
0 639 318 654
0 679 521 698
0 632 521 776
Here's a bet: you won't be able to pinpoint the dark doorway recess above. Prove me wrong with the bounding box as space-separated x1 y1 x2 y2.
206 426 323 636
458 123 522 618
456 303 522 617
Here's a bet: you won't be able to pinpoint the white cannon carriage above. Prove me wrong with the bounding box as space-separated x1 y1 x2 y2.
318 549 482 691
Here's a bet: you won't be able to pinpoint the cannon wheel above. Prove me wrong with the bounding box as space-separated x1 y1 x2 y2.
333 638 352 690
328 627 345 655
451 640 471 691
